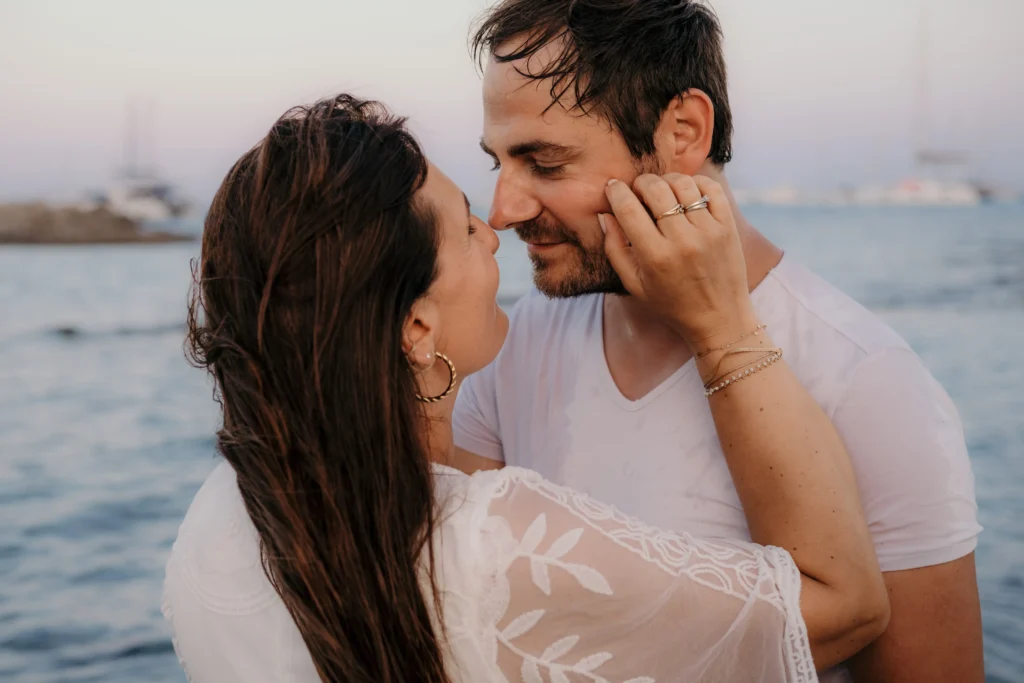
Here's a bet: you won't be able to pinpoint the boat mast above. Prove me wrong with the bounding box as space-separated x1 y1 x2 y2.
123 99 139 179
914 6 969 176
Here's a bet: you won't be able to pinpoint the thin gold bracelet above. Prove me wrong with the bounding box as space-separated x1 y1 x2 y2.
694 324 768 361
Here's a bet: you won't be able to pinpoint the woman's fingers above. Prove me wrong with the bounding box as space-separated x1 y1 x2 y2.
662 173 703 208
601 172 751 346
662 173 718 234
600 212 643 295
631 174 687 235
604 179 662 254
692 175 734 228
658 172 707 238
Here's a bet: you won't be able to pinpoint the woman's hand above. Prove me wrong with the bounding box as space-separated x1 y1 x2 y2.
600 174 757 354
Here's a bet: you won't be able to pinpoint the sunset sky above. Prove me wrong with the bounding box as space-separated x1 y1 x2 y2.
2 0 1021 205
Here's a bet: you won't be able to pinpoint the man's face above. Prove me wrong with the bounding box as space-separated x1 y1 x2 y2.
481 48 659 298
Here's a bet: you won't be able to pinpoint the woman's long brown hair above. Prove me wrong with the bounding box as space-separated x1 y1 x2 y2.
186 95 449 683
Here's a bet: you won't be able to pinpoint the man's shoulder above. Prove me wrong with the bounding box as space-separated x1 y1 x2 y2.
765 257 910 357
760 258 919 408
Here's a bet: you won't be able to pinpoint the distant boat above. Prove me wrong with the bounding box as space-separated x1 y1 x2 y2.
850 178 981 207
81 99 191 223
878 8 981 207
837 7 991 208
83 174 190 223
736 9 999 210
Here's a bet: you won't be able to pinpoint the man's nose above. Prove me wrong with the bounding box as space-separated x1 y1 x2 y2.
489 170 542 231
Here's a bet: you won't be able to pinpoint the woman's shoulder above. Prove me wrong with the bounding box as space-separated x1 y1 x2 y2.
164 461 279 614
432 463 543 506
162 462 318 682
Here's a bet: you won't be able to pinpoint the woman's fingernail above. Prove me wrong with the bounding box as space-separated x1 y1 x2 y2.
606 178 619 187
598 213 607 234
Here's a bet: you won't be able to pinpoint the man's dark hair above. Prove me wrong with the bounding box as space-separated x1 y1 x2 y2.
472 0 733 166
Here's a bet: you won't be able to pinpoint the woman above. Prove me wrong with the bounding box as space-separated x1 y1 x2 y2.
163 95 888 683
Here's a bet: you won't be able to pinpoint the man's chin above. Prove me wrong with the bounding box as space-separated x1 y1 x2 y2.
530 259 627 299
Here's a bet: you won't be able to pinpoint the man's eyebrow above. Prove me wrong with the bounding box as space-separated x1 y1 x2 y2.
463 192 471 222
479 138 581 159
509 140 580 158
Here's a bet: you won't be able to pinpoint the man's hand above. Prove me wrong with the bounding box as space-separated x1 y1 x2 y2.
600 173 756 353
846 554 984 682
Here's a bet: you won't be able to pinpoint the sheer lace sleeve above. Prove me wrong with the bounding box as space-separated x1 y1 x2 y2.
466 467 816 683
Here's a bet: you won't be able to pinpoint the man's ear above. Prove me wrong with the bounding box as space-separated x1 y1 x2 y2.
655 89 715 174
402 297 440 365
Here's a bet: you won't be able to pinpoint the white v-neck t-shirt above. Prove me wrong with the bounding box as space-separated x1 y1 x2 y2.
454 254 980 573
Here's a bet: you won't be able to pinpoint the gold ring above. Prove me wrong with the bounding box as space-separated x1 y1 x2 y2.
655 195 710 220
655 203 686 220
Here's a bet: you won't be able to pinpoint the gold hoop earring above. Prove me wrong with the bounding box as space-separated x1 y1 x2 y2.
415 352 457 403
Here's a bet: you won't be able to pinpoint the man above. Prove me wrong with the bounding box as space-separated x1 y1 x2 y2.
452 1 984 681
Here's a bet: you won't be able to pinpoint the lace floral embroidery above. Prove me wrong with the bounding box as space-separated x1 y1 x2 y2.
478 469 814 683
484 510 654 683
492 469 787 607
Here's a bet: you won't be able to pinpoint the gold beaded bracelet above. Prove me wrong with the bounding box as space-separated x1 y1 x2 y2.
705 345 777 384
704 348 784 397
704 349 778 388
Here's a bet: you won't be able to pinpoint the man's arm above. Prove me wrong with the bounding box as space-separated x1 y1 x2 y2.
828 347 983 681
847 554 984 682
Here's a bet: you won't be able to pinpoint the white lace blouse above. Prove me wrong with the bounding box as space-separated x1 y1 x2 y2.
163 462 816 682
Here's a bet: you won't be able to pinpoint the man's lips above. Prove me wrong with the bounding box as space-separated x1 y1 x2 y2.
526 241 567 255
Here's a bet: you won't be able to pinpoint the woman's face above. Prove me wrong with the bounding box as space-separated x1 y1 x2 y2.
407 162 508 383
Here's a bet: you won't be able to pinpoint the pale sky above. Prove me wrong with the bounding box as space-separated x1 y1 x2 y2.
1 0 1022 205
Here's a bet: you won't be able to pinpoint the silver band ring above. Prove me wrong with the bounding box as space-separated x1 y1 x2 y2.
683 195 711 213
655 195 710 221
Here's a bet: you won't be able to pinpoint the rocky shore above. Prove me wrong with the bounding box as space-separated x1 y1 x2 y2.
0 203 194 244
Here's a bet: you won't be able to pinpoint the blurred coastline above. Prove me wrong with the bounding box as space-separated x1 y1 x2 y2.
0 204 192 245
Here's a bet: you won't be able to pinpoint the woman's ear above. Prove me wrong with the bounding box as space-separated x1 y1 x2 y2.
402 297 440 367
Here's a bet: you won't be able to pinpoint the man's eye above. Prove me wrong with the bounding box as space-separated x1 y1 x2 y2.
490 160 501 171
532 164 564 177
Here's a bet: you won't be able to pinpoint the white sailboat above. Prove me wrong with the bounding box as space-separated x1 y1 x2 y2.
858 7 982 206
82 100 191 222
88 175 191 223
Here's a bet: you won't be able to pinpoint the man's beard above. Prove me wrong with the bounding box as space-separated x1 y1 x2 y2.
515 216 628 298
